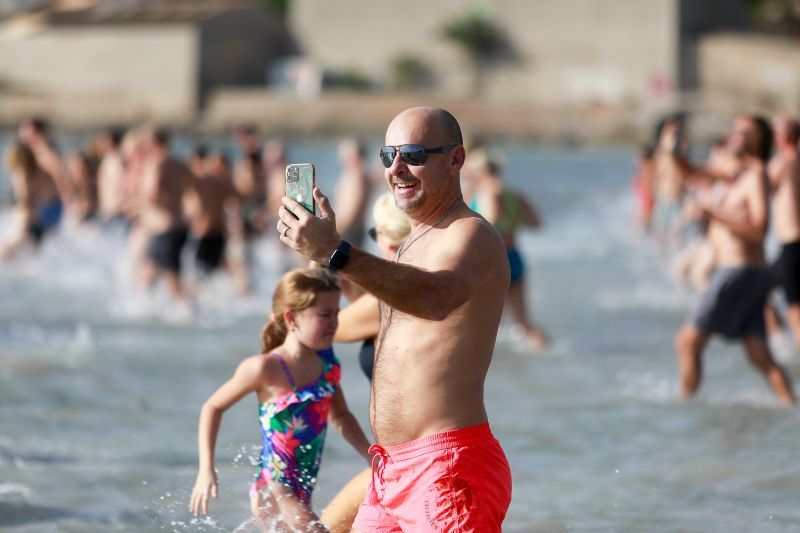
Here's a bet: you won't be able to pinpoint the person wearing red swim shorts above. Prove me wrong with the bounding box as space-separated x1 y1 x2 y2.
277 106 512 531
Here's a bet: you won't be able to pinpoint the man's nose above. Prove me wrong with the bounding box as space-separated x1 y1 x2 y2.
388 151 408 175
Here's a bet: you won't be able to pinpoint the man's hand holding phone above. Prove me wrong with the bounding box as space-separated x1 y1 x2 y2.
278 187 341 265
285 163 316 216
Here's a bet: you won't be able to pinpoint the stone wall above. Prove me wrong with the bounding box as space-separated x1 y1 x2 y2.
0 21 198 122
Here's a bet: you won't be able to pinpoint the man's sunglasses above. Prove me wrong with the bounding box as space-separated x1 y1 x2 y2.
379 144 459 168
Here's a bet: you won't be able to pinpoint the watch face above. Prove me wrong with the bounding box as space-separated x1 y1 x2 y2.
329 250 347 270
328 241 350 271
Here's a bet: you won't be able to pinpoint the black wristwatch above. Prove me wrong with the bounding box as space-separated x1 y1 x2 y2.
327 240 351 272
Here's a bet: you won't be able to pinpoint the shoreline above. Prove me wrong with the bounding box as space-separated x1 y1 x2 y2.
0 90 705 145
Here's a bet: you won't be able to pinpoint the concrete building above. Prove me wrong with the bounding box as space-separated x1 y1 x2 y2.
2 0 798 140
0 2 295 124
699 32 800 111
289 0 744 107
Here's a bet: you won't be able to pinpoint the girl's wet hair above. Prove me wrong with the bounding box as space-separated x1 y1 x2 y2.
260 268 340 353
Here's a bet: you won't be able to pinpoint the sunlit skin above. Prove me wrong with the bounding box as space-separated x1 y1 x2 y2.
276 106 510 446
767 115 800 351
672 117 795 406
322 215 408 532
189 290 370 530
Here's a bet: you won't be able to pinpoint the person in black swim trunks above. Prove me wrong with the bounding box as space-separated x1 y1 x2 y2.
186 151 239 276
671 115 794 405
319 192 410 532
138 128 196 303
768 115 800 351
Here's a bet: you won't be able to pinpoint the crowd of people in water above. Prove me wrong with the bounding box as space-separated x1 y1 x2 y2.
5 106 800 530
2 108 554 530
632 113 800 406
0 116 549 346
0 119 376 303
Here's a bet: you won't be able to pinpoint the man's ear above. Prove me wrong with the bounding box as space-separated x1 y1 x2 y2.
451 145 466 170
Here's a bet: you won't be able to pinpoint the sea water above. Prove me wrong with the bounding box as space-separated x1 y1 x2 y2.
1 137 799 532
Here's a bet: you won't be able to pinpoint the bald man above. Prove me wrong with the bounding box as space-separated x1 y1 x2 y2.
277 107 512 531
768 116 800 351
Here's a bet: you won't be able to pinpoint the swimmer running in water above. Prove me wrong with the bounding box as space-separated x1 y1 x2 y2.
190 268 370 529
0 142 62 260
467 148 550 350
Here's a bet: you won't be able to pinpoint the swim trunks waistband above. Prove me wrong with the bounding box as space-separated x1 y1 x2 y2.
380 423 493 461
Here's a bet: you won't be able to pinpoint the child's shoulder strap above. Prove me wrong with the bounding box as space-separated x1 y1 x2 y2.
270 352 296 389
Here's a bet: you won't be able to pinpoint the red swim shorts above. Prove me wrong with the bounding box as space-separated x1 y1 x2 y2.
352 423 512 532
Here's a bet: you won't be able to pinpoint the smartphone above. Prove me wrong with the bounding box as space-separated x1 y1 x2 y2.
285 163 316 215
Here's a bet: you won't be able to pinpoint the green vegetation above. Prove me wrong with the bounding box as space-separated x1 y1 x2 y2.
440 8 515 96
324 69 373 91
745 0 800 34
261 0 291 19
389 54 434 91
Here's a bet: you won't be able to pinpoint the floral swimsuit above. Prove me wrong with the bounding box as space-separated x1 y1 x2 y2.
250 348 340 504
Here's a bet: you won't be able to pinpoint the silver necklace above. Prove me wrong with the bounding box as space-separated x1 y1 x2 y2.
395 199 464 261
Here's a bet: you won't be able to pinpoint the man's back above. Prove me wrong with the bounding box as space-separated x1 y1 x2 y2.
334 166 371 241
141 157 193 233
191 174 236 236
97 151 126 220
373 208 508 445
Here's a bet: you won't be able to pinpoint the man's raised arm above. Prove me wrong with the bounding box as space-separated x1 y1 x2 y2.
278 189 502 321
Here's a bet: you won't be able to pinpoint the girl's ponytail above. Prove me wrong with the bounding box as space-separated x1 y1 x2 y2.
260 314 287 353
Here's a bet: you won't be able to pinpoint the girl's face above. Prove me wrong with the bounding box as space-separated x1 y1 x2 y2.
289 290 340 351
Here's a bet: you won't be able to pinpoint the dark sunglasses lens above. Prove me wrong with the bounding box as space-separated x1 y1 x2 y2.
379 147 396 168
400 145 427 166
368 228 377 241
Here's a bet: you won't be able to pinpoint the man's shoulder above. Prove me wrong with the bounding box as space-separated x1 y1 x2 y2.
450 209 499 235
445 210 505 254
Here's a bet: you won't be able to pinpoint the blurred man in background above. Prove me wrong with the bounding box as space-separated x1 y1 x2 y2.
673 115 795 405
768 115 800 352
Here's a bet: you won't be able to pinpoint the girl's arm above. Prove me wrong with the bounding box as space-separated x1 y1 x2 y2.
328 388 371 462
333 294 380 343
339 275 366 303
190 355 270 516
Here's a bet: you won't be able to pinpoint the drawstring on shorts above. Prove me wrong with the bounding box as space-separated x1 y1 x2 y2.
368 444 390 501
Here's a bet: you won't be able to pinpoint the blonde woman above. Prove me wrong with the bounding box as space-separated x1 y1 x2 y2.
320 192 411 532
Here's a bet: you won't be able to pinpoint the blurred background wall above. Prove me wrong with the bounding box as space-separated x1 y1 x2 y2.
0 0 798 141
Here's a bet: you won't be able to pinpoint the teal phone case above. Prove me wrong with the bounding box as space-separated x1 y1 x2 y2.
285 163 315 215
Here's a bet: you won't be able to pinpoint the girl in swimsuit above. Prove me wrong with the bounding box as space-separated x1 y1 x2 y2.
190 268 371 529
